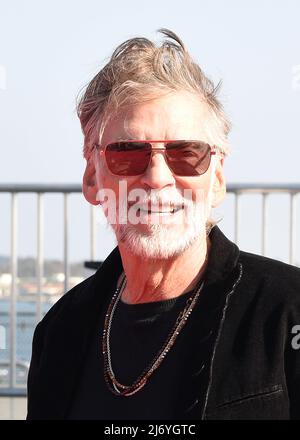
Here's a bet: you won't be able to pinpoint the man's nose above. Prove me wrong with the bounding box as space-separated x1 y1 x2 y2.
139 150 176 189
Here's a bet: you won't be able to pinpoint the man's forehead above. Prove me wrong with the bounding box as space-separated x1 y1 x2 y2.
102 93 212 142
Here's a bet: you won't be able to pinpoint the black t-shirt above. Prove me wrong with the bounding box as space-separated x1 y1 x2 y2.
68 279 221 420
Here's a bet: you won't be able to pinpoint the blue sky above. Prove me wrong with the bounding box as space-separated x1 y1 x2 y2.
0 0 299 263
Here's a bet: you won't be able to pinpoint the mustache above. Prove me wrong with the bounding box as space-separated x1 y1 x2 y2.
125 190 195 210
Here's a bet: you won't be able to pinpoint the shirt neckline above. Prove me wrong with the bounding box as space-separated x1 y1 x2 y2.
118 287 195 315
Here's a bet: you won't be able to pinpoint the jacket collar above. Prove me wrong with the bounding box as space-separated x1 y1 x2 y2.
204 225 240 286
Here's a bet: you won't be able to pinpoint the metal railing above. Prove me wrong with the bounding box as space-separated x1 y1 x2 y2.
0 184 97 395
0 182 299 395
228 183 299 265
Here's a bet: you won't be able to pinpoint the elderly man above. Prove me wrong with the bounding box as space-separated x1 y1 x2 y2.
27 29 300 420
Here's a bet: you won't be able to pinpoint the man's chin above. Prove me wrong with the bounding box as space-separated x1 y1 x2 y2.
119 238 187 260
112 222 206 260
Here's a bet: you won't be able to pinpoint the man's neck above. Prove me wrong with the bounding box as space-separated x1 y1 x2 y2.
117 234 210 305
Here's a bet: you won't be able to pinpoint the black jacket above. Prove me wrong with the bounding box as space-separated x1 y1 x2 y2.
27 226 300 420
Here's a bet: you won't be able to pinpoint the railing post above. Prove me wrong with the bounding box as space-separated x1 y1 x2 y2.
90 205 96 261
36 193 44 323
234 193 240 245
10 193 17 389
289 193 297 265
261 193 268 256
63 193 69 294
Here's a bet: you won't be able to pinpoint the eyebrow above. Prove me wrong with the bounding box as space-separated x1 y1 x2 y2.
114 137 139 143
116 136 144 141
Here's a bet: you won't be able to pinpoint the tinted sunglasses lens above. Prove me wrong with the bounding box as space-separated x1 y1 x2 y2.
166 142 211 176
105 142 151 176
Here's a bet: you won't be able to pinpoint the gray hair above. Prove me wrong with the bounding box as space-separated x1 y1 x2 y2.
77 28 231 159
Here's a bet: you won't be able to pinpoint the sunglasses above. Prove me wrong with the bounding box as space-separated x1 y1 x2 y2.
95 140 223 177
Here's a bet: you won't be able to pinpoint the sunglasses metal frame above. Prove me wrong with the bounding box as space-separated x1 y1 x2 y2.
94 140 224 177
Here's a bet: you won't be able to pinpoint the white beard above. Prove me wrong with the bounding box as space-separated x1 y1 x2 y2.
110 183 214 260
112 212 208 259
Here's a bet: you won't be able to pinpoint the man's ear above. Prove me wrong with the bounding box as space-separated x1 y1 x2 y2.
211 157 226 208
82 158 100 206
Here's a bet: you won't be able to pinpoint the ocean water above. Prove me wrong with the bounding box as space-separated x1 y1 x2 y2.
0 299 55 387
